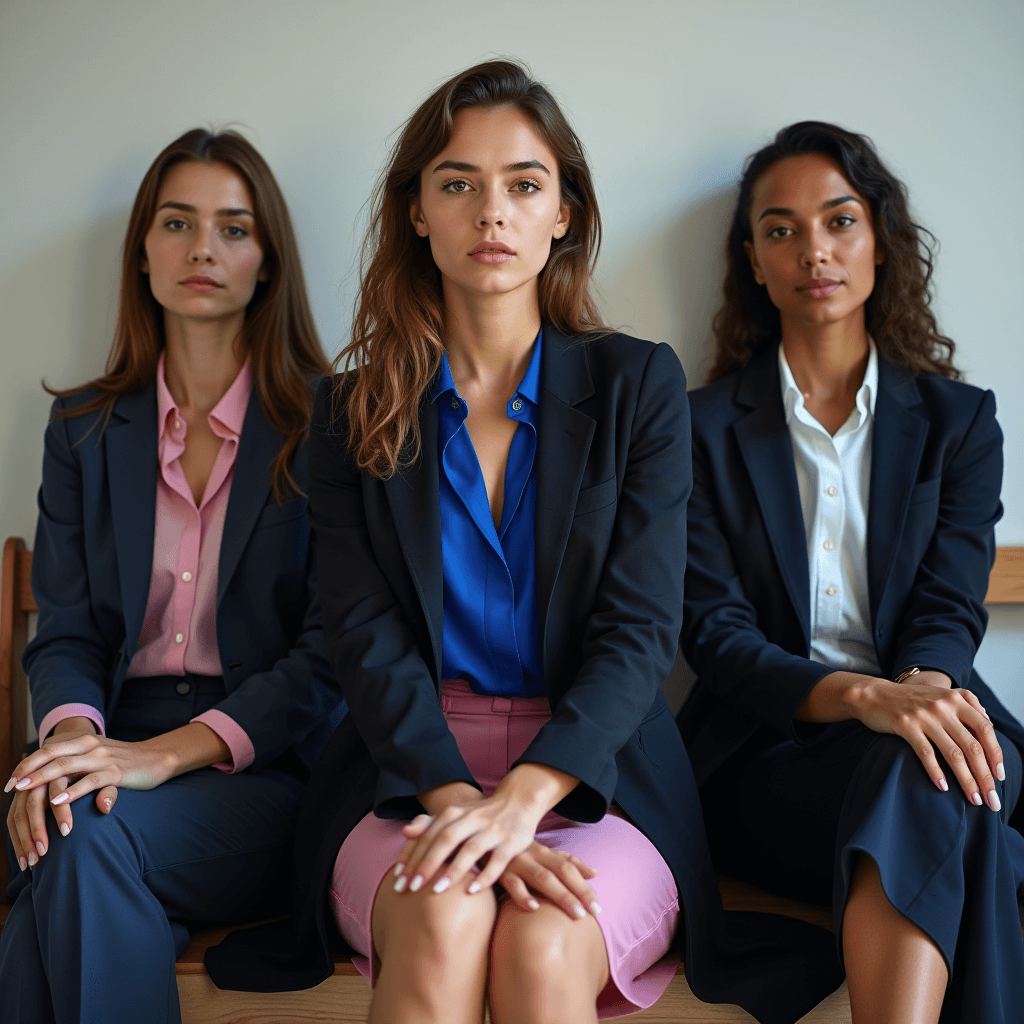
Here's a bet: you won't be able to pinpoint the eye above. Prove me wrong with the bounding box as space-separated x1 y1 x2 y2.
441 178 472 194
832 214 856 228
164 218 188 231
766 225 792 239
512 179 540 194
223 224 249 239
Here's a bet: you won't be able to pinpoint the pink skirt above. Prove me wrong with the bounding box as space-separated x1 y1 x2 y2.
329 680 679 1018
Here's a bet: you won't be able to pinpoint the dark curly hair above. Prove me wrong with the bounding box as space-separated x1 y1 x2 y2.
708 121 959 383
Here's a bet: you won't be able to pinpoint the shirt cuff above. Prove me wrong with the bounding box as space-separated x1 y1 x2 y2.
38 704 106 745
191 709 255 773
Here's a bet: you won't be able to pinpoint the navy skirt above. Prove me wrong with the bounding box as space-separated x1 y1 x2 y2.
702 718 1024 1024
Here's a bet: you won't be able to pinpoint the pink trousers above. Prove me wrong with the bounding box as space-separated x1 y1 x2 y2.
329 681 679 1017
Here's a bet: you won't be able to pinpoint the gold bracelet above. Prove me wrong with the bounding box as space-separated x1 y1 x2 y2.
894 666 921 685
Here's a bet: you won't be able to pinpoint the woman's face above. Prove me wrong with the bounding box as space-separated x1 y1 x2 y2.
142 160 267 327
410 105 570 306
744 152 882 334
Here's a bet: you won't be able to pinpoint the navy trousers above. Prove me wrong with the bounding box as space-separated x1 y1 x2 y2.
0 675 304 1024
702 718 1024 1024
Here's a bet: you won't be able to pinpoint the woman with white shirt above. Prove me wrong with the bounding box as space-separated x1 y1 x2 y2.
677 121 1024 1024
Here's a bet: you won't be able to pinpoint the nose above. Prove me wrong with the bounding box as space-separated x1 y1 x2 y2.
188 223 216 264
800 226 831 267
477 183 507 229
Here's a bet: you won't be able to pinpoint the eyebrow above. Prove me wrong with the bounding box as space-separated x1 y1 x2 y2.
431 159 551 175
156 201 255 217
756 195 862 223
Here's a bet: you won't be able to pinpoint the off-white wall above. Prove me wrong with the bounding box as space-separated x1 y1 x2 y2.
2 0 1021 713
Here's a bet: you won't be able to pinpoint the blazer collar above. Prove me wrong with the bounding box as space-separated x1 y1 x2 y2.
733 345 812 645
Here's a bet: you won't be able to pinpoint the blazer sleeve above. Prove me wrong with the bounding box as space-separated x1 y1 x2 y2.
199 527 343 773
681 434 831 739
307 380 477 818
24 400 114 726
514 343 692 819
890 388 1002 686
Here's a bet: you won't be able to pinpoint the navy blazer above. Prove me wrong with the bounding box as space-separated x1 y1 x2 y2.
678 344 1024 804
208 328 845 1024
24 381 345 771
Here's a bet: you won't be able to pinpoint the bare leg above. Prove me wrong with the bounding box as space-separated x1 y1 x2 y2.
843 855 947 1024
488 900 610 1024
368 870 497 1024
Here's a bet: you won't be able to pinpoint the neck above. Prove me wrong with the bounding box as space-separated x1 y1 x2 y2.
780 312 869 404
442 278 540 391
162 311 246 416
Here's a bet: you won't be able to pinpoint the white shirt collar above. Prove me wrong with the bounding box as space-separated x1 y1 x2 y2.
779 338 878 430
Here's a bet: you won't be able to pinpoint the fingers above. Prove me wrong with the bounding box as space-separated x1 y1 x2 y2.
943 716 1001 812
499 845 601 921
48 778 74 838
49 771 117 808
10 752 101 794
903 729 949 794
96 786 118 814
7 794 32 871
5 734 99 791
398 808 481 893
959 690 1006 783
500 870 541 912
392 815 432 892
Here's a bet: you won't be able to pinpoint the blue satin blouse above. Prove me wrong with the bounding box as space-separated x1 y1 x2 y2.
434 332 544 697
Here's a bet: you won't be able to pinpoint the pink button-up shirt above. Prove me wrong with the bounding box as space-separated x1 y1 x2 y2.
38 356 255 772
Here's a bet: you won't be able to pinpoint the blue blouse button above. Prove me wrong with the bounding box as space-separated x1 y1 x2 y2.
511 398 523 412
451 398 460 410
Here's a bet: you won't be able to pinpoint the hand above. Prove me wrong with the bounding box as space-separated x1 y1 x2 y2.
396 813 600 920
4 721 230 867
802 672 1005 810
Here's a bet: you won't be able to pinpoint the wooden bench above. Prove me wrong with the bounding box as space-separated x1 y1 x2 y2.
3 537 1022 1021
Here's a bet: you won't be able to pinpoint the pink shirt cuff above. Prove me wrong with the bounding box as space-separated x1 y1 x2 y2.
38 704 106 745
191 709 255 773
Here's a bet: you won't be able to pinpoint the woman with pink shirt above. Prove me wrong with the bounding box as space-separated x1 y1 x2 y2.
0 129 344 1024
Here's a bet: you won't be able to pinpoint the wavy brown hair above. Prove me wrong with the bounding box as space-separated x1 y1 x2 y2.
337 59 606 478
708 120 959 384
48 128 330 500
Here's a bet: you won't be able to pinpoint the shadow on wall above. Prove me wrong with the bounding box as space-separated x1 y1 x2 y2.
599 185 737 391
0 211 128 541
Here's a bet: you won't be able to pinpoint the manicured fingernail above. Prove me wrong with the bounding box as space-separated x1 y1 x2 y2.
409 874 423 892
590 901 603 915
15 777 32 791
468 880 481 894
996 763 1005 782
59 822 70 837
102 799 111 812
35 841 46 858
433 877 450 894
527 898 540 911
573 904 586 919
393 875 408 893
393 863 405 877
50 793 69 806
988 790 1001 812
971 792 983 806
4 777 16 793
938 776 948 792
18 856 26 872
27 851 37 867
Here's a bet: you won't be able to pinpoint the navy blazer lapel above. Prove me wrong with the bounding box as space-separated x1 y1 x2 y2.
383 396 444 681
867 358 928 621
733 348 811 645
105 382 159 658
218 390 280 607
535 327 596 649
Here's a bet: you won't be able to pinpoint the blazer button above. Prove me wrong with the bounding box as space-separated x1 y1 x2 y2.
176 681 192 696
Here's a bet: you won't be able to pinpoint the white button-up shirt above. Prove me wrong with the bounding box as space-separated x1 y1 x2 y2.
779 340 881 676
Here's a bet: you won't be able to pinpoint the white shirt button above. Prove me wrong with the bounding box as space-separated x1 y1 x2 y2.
181 571 193 582
825 585 838 597
822 540 834 551
826 485 838 497
175 632 184 644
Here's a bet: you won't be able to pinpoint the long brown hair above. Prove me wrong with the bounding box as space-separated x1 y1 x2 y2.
709 120 959 384
338 59 606 478
48 128 330 500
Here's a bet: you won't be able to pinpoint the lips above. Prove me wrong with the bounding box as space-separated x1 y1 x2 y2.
181 275 223 289
470 241 515 255
799 278 841 298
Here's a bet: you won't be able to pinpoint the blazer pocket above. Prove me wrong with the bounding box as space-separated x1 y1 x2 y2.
908 477 942 506
573 477 618 518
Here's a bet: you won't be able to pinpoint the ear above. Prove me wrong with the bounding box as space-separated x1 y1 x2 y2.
874 247 885 266
552 202 571 240
410 199 429 238
743 240 766 285
140 255 149 275
257 261 270 282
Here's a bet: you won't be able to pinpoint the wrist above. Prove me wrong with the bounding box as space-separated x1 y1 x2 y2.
52 716 97 737
495 763 577 818
419 780 482 817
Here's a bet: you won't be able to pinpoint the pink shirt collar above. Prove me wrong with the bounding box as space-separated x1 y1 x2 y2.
156 351 252 449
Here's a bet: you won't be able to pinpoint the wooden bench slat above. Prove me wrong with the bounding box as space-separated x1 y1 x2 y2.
987 546 1024 603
